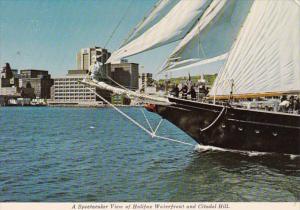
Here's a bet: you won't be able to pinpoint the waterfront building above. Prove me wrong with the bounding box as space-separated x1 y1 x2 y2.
49 70 108 106
11 69 20 78
19 69 53 99
0 64 22 103
139 73 155 94
110 60 139 90
1 63 19 88
77 47 111 78
111 93 131 105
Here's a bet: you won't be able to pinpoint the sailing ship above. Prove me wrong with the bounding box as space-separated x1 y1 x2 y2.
87 0 300 154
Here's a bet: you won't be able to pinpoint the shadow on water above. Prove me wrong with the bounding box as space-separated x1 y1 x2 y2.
192 147 300 176
162 147 300 202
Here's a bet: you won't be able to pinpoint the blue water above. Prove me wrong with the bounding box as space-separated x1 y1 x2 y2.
0 107 299 201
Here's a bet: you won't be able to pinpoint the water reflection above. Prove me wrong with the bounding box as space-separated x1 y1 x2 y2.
160 148 300 202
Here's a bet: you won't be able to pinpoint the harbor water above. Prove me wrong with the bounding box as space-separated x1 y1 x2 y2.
0 107 299 201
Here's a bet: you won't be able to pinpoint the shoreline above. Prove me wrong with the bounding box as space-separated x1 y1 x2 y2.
0 104 143 108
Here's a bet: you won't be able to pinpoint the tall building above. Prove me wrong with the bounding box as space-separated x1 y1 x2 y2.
76 47 111 77
110 61 139 90
19 69 53 99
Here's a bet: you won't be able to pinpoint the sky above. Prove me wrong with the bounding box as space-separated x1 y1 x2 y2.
0 0 222 78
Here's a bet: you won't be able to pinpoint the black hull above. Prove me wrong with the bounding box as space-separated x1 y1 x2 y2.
148 98 300 155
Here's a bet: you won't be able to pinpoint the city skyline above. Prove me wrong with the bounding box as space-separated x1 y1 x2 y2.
0 0 222 78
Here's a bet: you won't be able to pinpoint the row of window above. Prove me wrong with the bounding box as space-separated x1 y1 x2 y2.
54 78 81 81
54 83 79 86
54 84 84 87
54 93 95 96
54 97 95 100
54 89 93 92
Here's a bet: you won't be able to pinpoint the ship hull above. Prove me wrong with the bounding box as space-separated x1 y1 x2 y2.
147 98 300 155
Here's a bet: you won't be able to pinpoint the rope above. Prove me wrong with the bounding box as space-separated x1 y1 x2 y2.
106 75 133 92
86 86 152 135
141 108 154 133
104 0 134 48
121 0 163 47
153 135 194 146
200 107 226 132
154 119 163 135
85 86 194 147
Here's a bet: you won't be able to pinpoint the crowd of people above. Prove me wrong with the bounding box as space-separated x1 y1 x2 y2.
170 79 209 101
168 76 300 115
169 80 300 115
279 95 300 114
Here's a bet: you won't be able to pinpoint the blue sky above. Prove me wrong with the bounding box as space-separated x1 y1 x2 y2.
0 0 221 78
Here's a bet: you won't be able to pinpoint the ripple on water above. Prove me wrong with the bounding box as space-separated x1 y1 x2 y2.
0 107 299 202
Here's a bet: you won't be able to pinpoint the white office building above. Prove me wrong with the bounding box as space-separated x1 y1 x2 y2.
49 70 103 105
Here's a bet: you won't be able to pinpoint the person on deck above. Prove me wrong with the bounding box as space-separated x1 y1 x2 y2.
90 61 102 80
170 84 180 98
198 85 206 100
188 85 197 101
279 95 289 113
295 98 300 114
288 96 295 113
205 87 209 96
180 85 188 99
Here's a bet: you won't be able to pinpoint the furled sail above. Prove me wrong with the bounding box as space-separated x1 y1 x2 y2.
81 79 170 104
121 0 180 46
106 0 212 63
159 0 253 73
210 0 300 97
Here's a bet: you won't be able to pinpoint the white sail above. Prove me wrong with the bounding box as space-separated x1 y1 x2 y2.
106 0 212 63
160 0 253 72
122 0 180 46
210 0 300 97
165 53 228 73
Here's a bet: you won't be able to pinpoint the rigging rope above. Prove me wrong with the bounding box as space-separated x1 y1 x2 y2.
141 108 154 133
200 107 226 132
104 0 134 48
121 0 164 47
84 85 194 147
154 118 163 135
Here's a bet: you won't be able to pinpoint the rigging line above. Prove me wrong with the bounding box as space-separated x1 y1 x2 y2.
200 106 226 132
84 85 193 146
154 135 193 146
141 108 154 133
85 86 153 136
121 0 163 47
106 75 132 92
154 118 163 135
104 0 134 48
158 1 214 74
